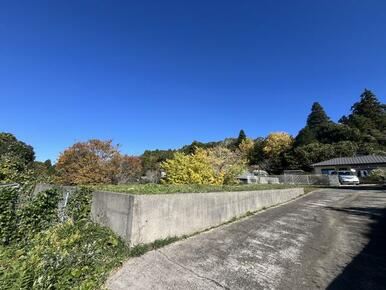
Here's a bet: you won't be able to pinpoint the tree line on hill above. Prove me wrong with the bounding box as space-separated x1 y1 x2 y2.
142 89 385 174
0 89 384 185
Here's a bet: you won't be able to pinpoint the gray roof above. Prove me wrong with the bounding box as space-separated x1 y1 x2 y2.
312 155 386 167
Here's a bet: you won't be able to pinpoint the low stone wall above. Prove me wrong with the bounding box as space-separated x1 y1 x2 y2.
91 188 304 247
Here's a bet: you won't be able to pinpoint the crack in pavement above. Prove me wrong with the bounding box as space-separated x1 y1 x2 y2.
157 249 230 290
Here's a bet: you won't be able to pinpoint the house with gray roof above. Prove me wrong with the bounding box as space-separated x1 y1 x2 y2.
311 155 386 177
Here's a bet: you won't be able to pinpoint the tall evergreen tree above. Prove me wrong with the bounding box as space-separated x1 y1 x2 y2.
236 129 247 146
306 102 331 130
351 89 384 120
294 127 317 146
295 102 332 146
339 89 386 146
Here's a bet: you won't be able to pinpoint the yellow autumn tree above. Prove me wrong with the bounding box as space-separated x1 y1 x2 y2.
263 132 294 158
206 146 247 184
238 138 254 159
160 148 224 185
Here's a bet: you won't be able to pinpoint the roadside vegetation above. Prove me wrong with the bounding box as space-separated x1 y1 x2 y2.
93 183 307 195
0 186 131 289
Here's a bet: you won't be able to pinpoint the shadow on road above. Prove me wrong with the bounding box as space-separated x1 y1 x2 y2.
326 201 386 290
329 184 386 191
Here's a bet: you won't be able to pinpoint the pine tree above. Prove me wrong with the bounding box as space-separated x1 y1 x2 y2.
236 130 247 146
351 89 385 123
306 102 331 130
294 102 331 146
339 89 386 147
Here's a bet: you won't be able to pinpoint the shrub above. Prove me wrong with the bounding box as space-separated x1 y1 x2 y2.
0 186 19 245
368 169 386 183
17 188 62 239
0 185 130 290
1 220 129 290
160 149 224 185
65 187 93 222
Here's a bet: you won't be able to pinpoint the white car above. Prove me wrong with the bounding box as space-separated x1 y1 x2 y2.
337 171 360 185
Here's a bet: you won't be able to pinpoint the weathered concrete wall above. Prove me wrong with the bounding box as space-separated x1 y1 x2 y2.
91 191 135 242
91 188 304 247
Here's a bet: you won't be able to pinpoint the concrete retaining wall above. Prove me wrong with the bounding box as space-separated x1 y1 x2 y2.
91 188 304 246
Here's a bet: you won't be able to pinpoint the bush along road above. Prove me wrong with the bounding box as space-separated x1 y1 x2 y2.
107 186 386 290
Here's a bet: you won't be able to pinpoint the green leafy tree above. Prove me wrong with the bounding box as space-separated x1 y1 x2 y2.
294 127 317 146
180 140 220 155
249 138 265 165
315 123 360 144
333 141 359 157
291 142 336 171
141 149 176 171
0 133 35 165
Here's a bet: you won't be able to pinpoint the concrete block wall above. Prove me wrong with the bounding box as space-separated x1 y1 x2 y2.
91 188 304 247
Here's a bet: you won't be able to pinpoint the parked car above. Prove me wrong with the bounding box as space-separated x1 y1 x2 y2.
252 170 269 177
332 171 360 185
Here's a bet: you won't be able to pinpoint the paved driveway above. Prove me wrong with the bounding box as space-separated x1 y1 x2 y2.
107 187 386 290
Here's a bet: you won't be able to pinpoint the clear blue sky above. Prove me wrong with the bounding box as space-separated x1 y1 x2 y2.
1 1 385 162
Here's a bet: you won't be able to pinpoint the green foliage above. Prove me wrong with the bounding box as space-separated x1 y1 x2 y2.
141 149 176 171
65 187 93 222
249 138 265 165
31 159 56 178
236 129 247 146
291 142 336 171
294 127 317 147
17 188 62 239
129 236 179 257
0 220 129 290
332 141 359 157
352 89 385 120
0 186 19 245
316 123 360 144
364 168 386 183
306 102 332 130
93 183 300 194
290 90 386 171
0 133 35 165
0 185 130 290
340 89 386 146
180 140 220 155
249 133 293 173
0 155 34 184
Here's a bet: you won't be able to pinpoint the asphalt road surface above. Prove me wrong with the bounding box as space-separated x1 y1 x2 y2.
107 186 386 290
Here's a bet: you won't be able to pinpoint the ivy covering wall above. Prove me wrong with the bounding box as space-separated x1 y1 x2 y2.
0 185 129 290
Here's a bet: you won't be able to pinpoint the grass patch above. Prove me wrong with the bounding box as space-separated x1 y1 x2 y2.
92 183 306 195
129 236 180 257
